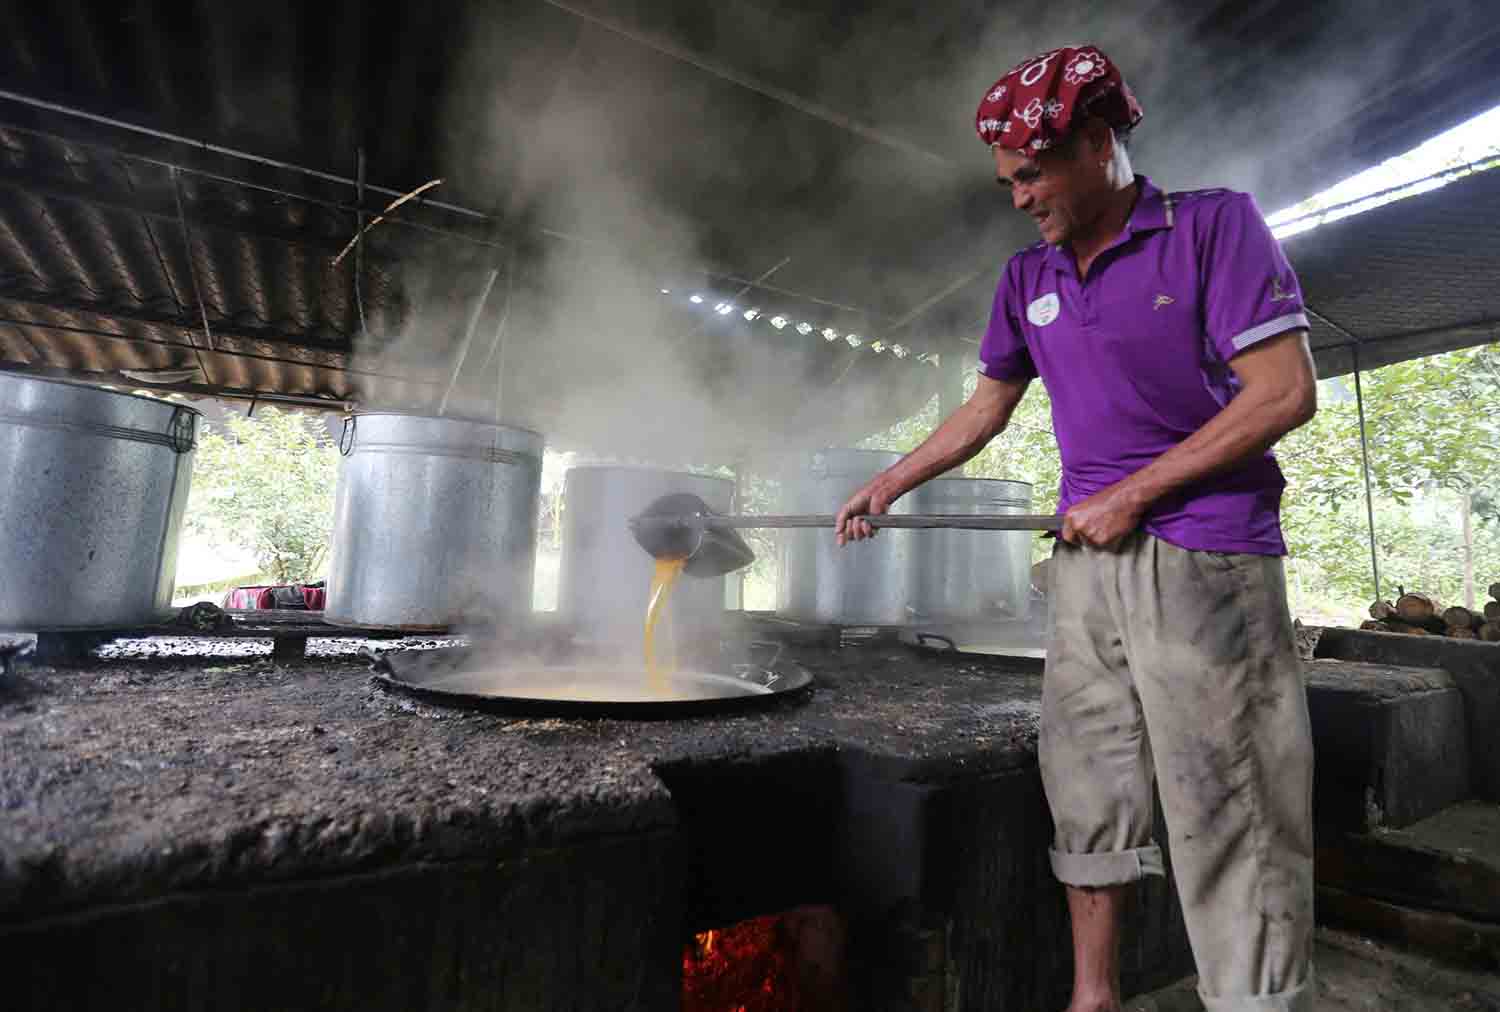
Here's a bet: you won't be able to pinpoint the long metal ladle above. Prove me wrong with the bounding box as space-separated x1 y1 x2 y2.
629 492 1063 578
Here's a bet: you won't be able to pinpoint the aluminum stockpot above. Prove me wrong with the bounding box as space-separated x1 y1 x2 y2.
558 466 731 648
906 477 1035 624
325 413 543 630
775 448 918 626
0 373 199 630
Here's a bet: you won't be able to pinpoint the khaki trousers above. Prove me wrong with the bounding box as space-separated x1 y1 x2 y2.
1041 534 1315 1011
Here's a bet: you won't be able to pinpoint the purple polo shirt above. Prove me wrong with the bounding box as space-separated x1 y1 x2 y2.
978 176 1309 555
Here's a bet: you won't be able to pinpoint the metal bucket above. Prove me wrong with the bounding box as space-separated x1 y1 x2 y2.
775 449 916 626
558 466 731 648
0 374 199 630
325 413 543 630
906 478 1035 623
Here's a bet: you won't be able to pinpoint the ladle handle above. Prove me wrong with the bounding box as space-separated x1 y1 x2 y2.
702 513 1064 532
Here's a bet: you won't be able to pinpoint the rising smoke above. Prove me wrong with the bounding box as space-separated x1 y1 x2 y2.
346 0 1490 466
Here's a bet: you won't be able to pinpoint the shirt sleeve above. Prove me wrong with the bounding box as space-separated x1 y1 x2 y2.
977 257 1037 381
1200 192 1310 363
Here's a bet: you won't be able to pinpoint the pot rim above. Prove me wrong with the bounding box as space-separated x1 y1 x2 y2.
0 372 204 416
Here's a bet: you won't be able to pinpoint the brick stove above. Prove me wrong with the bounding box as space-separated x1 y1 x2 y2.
0 619 1194 1010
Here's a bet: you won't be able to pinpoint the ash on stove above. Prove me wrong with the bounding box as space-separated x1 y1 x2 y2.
93 635 466 661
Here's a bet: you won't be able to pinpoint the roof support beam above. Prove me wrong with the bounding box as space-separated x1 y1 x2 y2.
0 310 444 390
0 289 350 353
0 166 376 261
0 359 353 410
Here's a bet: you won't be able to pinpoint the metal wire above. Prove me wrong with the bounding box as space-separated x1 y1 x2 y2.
354 147 369 340
1352 344 1382 602
437 268 500 415
0 116 512 251
170 167 217 371
0 313 442 386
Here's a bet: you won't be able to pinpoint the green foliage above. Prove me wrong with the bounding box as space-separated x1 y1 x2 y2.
1278 344 1500 606
860 373 1064 563
854 343 1500 610
185 408 339 583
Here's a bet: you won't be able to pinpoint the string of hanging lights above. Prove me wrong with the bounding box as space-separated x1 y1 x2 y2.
656 288 940 367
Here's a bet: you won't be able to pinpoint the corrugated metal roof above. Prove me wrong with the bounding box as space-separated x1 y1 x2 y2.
1289 164 1500 376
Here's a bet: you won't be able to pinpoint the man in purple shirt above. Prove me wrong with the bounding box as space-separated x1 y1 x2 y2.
836 46 1318 1012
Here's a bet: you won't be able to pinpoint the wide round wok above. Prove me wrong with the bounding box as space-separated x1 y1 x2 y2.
369 640 812 719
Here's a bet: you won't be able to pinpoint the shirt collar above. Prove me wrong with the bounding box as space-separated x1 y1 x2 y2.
1043 174 1174 272
1128 176 1174 234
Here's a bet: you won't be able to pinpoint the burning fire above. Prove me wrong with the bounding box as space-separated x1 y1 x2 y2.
682 913 799 1011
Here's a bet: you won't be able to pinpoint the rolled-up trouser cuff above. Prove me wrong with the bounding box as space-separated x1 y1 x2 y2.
1048 844 1164 886
1198 969 1315 1012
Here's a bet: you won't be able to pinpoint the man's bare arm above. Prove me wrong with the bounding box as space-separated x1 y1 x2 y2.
1062 329 1316 546
836 373 1030 543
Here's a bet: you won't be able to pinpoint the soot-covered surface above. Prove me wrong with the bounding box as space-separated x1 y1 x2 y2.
0 643 1043 925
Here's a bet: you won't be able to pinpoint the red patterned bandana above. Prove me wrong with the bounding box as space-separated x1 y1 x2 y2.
975 46 1143 153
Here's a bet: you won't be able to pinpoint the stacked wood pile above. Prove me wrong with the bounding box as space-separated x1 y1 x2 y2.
1362 584 1500 640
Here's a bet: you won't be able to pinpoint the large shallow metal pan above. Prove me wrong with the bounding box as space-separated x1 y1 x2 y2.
369 645 812 719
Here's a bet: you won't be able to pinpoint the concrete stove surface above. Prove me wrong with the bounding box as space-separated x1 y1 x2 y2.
0 644 1044 925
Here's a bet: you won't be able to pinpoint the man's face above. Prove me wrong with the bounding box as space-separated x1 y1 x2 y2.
993 131 1112 246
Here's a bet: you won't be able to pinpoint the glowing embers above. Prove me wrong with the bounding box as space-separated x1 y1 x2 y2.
682 907 847 1012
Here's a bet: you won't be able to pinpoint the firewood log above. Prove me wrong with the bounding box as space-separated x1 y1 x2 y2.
1370 601 1397 621
1447 625 1478 640
1485 600 1500 623
1395 593 1440 622
1386 621 1430 636
1360 620 1390 632
1443 605 1477 630
1402 613 1447 634
1481 622 1500 643
1489 582 1500 602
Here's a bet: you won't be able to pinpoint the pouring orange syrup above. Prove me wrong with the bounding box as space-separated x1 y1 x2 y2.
644 556 687 694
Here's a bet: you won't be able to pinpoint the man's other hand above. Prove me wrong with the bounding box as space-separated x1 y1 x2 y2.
1061 480 1146 549
835 478 898 545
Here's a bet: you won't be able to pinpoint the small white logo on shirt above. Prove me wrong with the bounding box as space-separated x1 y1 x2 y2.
1270 278 1295 302
1026 292 1060 327
1153 294 1174 310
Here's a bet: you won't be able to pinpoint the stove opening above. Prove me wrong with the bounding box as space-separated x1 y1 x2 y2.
682 905 846 1011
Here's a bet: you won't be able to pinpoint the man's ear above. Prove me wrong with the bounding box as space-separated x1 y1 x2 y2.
1083 116 1114 161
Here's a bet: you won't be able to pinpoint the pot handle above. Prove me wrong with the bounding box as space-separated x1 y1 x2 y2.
913 632 958 652
339 414 357 456
745 639 785 670
168 406 197 453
